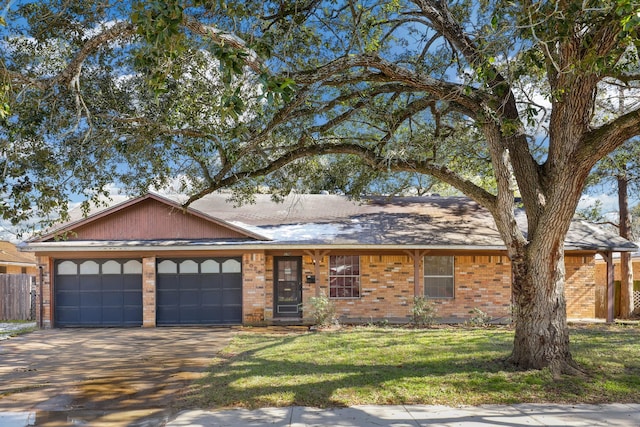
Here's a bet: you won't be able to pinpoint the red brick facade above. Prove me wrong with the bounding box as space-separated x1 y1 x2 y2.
564 256 597 319
142 257 156 327
34 251 596 327
239 252 595 324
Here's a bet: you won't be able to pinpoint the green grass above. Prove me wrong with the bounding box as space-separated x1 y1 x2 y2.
0 320 37 338
186 324 640 409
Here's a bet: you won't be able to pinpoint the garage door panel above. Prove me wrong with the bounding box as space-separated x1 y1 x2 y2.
156 257 242 325
222 306 242 323
125 292 142 306
157 306 178 321
102 308 124 322
157 289 178 305
201 290 221 304
123 307 143 323
123 275 141 289
102 280 123 292
80 292 102 306
180 291 201 305
179 276 200 290
201 275 222 289
80 307 103 324
54 259 142 327
223 289 242 305
80 276 101 291
201 312 223 323
56 291 81 307
178 308 200 323
56 276 80 291
57 308 79 323
103 292 123 306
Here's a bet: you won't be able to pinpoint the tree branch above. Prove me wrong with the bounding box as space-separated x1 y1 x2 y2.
182 142 498 210
579 108 640 168
292 53 487 115
183 16 263 73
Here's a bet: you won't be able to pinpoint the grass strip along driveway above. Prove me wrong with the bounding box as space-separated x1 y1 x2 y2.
186 324 640 409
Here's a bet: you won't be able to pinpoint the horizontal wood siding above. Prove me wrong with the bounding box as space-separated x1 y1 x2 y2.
0 274 35 320
69 198 248 240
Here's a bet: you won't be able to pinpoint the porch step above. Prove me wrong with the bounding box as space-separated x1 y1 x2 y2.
272 318 305 325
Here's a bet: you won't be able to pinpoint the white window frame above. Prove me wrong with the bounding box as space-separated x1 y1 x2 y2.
329 255 361 299
423 256 455 299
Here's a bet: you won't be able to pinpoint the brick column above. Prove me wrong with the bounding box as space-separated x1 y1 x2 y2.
36 256 52 329
142 256 157 327
243 252 267 324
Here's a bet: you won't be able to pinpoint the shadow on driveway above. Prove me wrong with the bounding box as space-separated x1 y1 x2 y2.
0 327 235 426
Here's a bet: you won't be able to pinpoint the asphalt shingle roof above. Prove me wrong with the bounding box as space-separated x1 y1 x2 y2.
25 193 638 252
187 194 635 251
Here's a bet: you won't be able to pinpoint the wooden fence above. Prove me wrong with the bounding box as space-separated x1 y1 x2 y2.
0 274 35 321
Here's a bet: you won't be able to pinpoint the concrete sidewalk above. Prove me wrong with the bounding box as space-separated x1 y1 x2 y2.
166 404 640 426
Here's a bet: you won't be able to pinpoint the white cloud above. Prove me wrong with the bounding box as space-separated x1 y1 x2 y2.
578 193 620 215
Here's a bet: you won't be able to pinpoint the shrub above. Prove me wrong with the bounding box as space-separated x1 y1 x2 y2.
466 307 492 327
411 296 437 327
306 293 339 327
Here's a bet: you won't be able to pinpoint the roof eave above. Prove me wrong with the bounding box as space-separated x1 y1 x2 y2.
20 240 636 254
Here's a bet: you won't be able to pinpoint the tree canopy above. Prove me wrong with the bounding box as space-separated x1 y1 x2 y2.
2 0 640 372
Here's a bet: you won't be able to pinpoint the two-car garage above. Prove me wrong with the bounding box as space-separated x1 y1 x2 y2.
54 257 242 327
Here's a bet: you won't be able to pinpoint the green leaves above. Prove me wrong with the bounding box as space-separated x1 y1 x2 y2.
259 74 297 105
131 0 187 94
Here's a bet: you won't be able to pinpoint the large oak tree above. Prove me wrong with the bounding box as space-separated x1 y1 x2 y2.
2 0 640 374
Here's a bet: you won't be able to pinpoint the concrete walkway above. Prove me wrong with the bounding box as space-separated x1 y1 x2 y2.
166 404 640 426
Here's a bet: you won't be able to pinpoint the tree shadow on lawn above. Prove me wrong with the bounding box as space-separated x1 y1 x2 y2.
184 331 583 409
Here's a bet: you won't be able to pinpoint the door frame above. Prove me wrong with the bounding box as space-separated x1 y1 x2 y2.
273 256 303 318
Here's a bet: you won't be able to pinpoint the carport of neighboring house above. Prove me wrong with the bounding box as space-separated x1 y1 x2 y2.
27 194 267 328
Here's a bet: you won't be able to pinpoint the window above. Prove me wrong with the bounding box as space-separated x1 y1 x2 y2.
0 266 6 274
424 256 454 298
329 255 360 298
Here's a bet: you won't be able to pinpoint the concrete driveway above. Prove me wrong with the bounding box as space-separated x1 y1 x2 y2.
0 327 235 426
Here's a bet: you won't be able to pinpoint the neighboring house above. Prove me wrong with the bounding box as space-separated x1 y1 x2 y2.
594 248 640 317
20 193 637 328
0 240 37 275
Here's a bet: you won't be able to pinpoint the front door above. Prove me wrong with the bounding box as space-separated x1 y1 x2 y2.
274 257 302 318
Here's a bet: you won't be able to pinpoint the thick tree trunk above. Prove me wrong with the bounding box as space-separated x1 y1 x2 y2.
508 242 581 376
618 175 634 318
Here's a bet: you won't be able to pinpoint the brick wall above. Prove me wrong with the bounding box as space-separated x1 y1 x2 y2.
34 250 598 328
36 255 52 328
434 255 512 322
564 255 596 319
142 256 156 327
294 253 595 324
242 252 267 324
301 255 414 322
299 254 512 323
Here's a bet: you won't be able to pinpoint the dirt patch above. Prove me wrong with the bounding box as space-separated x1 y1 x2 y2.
0 327 235 425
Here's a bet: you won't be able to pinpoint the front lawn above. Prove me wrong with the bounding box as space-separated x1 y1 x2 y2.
186 324 640 409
